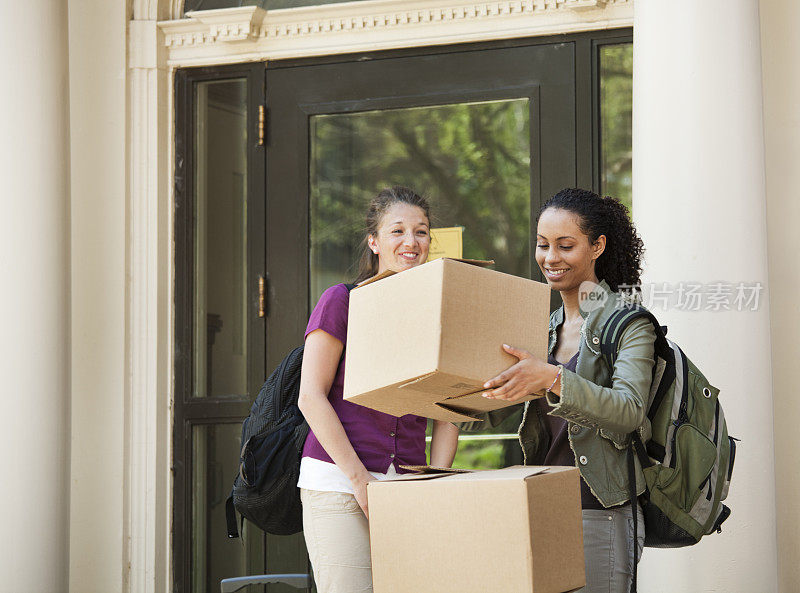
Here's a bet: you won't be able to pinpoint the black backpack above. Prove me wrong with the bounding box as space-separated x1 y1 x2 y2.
225 283 355 538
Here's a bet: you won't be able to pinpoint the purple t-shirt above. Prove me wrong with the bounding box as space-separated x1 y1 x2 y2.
301 283 428 473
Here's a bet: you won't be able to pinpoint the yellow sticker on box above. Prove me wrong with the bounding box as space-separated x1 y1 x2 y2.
429 227 463 260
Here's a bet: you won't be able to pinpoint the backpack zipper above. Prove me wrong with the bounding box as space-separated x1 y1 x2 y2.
727 437 738 481
668 401 689 468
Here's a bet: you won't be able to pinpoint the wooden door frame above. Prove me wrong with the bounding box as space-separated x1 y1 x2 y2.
173 61 266 593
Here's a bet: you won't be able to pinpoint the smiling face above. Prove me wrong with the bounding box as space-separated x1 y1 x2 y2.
368 202 431 274
535 207 605 293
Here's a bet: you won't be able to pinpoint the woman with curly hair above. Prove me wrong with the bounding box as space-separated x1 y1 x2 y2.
481 188 653 592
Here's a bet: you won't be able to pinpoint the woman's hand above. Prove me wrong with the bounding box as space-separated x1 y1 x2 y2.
482 344 561 402
351 470 377 519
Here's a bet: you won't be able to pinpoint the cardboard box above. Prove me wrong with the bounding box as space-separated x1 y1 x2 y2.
343 258 551 422
368 466 586 593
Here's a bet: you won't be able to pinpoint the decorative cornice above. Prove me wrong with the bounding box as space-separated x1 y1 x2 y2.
567 0 607 10
158 0 632 65
185 7 265 43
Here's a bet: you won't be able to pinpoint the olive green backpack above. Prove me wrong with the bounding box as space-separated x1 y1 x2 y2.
600 305 737 590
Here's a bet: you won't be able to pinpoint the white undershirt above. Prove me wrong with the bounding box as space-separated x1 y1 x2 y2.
297 457 399 494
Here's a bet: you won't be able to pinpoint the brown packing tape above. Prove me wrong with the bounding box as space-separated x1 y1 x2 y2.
433 466 552 482
396 372 439 391
399 465 474 474
453 258 495 267
369 472 455 483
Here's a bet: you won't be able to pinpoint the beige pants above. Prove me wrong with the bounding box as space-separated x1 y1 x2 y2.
300 488 373 593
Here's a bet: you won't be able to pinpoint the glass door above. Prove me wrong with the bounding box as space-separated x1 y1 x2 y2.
174 63 268 593
265 39 583 472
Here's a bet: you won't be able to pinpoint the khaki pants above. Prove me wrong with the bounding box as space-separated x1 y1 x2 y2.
300 488 372 593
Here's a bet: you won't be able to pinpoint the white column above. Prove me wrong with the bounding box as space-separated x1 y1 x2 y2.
759 0 800 591
128 5 173 592
633 1 776 592
67 0 128 591
0 1 71 591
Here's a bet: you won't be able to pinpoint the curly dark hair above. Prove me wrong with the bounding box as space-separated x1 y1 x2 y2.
539 188 645 292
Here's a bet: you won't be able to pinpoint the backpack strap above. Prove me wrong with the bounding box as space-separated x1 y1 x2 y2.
600 306 652 593
272 283 357 419
599 304 666 368
230 281 359 538
599 304 674 426
604 305 669 592
627 430 652 593
628 446 638 593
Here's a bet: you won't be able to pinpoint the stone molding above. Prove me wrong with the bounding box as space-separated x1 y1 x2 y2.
126 8 172 593
158 0 632 65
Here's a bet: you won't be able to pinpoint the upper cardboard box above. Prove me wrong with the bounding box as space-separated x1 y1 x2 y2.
343 257 550 422
368 465 585 593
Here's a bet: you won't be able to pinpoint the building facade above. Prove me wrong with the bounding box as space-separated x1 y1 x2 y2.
0 0 797 591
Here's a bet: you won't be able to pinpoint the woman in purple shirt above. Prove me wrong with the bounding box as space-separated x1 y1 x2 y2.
297 186 460 593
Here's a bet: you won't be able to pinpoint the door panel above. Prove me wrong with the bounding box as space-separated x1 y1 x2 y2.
266 42 576 366
175 63 267 593
266 41 577 476
192 79 249 399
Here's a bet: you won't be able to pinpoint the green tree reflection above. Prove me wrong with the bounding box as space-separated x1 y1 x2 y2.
311 98 531 301
600 43 633 210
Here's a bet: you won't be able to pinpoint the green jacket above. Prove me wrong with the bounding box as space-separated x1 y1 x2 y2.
480 280 656 507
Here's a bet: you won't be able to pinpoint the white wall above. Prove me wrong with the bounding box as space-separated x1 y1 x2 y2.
760 0 800 591
68 0 128 591
633 1 777 591
0 1 71 590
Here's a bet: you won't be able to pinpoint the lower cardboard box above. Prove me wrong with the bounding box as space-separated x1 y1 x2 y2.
367 466 586 593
